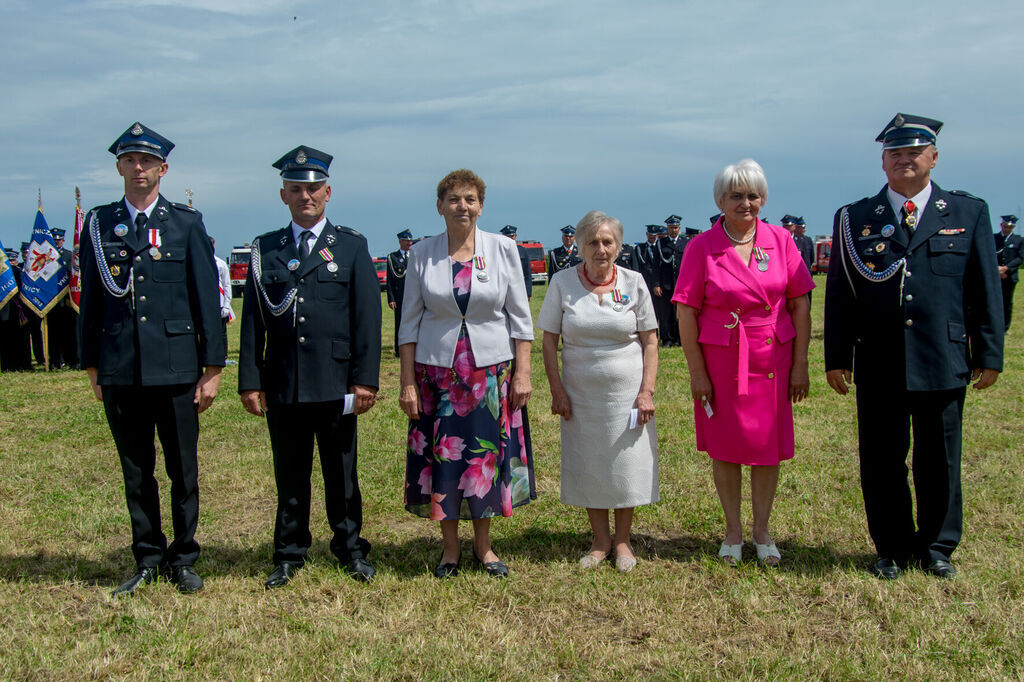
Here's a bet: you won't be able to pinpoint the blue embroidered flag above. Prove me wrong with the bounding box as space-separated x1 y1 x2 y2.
0 238 18 311
19 209 69 317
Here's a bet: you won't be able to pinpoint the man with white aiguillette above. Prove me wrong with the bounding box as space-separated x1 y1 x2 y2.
386 228 414 356
824 113 1003 580
238 146 381 588
79 122 225 595
995 214 1022 330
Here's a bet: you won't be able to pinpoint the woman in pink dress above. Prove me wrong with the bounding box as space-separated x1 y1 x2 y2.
672 159 813 566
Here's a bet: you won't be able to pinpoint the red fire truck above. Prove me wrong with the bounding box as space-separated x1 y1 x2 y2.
518 240 547 285
372 257 388 291
813 238 831 274
228 245 252 297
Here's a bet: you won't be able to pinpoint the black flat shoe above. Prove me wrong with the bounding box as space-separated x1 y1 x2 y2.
473 549 509 578
924 559 957 579
170 566 204 594
871 557 902 580
345 558 376 583
264 562 301 589
434 553 460 579
112 566 159 596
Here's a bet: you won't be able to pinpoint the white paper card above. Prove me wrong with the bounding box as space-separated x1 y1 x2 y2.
628 408 640 430
703 399 714 418
343 393 355 415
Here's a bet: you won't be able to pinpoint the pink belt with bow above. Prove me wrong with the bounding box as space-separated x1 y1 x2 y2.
699 305 778 396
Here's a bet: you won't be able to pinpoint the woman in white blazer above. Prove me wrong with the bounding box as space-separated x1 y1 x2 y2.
399 169 535 578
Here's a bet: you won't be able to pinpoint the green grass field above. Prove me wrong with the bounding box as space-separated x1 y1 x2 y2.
1 280 1022 680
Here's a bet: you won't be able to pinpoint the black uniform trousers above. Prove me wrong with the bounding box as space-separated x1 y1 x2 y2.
265 400 370 566
47 305 79 368
392 304 402 358
855 384 965 564
1001 279 1016 331
654 293 675 345
101 383 200 569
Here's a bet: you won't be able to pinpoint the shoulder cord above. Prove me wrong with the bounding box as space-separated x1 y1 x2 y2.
658 240 674 264
388 252 406 279
250 237 298 323
89 211 134 305
839 206 908 304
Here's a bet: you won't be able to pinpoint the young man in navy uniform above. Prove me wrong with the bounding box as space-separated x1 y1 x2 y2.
792 217 815 303
547 225 580 278
238 146 381 588
79 122 225 595
635 225 666 333
995 214 1022 330
658 215 685 346
500 225 532 298
824 113 1003 580
387 228 414 356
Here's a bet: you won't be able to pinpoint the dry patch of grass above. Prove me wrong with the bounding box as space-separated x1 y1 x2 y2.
0 283 1022 679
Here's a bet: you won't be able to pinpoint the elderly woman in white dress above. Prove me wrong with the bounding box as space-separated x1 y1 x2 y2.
539 210 659 573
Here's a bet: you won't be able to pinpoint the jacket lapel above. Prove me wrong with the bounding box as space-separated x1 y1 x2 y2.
296 222 334 279
907 182 950 252
709 220 768 304
268 227 297 270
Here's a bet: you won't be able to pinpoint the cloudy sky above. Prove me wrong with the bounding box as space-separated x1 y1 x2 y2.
2 0 1021 257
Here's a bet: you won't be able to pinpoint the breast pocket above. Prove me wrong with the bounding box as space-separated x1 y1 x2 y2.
316 265 350 302
152 245 186 282
928 236 969 276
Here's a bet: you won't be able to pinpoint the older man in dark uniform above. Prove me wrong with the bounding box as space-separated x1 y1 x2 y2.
500 225 532 298
239 146 381 588
79 122 225 595
635 224 665 328
995 214 1022 331
658 215 686 346
386 228 414 355
547 225 581 278
614 238 638 271
824 113 1003 580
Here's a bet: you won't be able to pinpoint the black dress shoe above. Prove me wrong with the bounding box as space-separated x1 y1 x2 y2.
345 558 375 582
170 566 204 593
265 562 301 589
473 549 509 578
112 566 158 596
434 553 460 579
871 557 902 580
924 559 958 579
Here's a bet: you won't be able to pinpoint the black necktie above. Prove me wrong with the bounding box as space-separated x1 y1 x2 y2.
135 212 148 242
299 230 314 260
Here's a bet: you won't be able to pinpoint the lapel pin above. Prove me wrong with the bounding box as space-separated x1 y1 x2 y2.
881 225 895 238
114 224 128 237
287 259 300 271
875 242 887 253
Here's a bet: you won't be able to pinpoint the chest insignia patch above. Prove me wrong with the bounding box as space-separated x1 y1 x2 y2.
937 228 965 235
935 199 947 211
874 205 885 215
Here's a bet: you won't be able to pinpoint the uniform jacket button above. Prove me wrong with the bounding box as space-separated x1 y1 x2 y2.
139 316 147 323
139 295 147 302
137 275 144 282
298 316 306 323
299 336 306 343
298 297 304 303
905 294 913 302
905 319 913 327
135 256 142 262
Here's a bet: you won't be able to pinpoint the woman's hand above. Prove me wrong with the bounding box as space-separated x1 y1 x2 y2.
789 361 810 403
689 370 713 403
399 382 421 419
550 386 572 420
510 372 532 412
635 389 655 425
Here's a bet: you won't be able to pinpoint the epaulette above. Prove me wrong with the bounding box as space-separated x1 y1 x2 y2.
949 190 984 202
333 224 365 240
171 201 199 213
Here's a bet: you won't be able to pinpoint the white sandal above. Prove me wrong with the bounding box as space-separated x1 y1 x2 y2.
718 541 743 566
754 540 781 567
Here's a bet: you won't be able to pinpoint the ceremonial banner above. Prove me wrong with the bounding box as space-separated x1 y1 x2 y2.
69 188 84 312
0 238 17 310
19 209 70 317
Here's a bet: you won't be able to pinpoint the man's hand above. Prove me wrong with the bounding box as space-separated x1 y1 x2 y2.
971 368 1000 390
241 390 268 416
352 384 377 415
826 369 852 395
388 301 396 309
86 367 102 401
193 366 222 413
999 265 1008 279
653 286 663 297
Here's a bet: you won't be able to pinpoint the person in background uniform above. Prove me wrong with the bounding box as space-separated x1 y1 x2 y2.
780 215 796 235
792 217 815 304
548 225 581 279
386 229 414 356
995 214 1022 331
79 122 225 595
46 228 79 369
500 225 533 298
21 241 44 366
824 113 1003 581
657 215 685 346
210 237 233 347
636 225 666 334
614 238 638 271
239 145 382 588
1 248 27 371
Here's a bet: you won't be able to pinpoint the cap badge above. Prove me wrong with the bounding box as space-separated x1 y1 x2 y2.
114 224 129 237
295 150 307 164
287 258 300 271
893 114 905 128
130 123 143 136
881 225 895 238
935 199 947 211
874 205 885 215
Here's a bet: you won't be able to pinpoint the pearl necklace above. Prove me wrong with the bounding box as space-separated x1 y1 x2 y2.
722 221 756 245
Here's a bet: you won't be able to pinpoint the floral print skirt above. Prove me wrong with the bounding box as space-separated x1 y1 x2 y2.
404 329 536 520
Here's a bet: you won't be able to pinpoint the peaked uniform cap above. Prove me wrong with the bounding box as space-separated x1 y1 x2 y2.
108 122 174 160
273 145 333 182
876 113 943 149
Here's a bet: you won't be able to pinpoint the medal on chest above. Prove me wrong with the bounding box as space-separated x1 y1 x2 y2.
474 255 488 282
754 246 769 272
611 288 629 312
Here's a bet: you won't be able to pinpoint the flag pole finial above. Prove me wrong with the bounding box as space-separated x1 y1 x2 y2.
185 187 194 207
75 186 81 207
38 188 42 211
